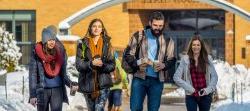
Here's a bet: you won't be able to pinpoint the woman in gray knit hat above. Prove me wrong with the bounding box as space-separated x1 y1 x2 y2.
29 27 78 111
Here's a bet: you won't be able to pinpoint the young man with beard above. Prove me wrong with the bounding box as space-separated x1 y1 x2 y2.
29 28 78 111
123 11 176 111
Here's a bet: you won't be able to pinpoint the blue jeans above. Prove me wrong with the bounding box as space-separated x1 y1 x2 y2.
185 94 212 111
130 76 164 111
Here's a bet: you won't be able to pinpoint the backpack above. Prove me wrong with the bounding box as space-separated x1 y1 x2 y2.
110 66 122 84
121 31 143 74
122 30 174 74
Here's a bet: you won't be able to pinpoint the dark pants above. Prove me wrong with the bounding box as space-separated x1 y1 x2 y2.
37 87 63 111
108 89 122 107
130 76 164 111
185 94 212 111
84 88 110 111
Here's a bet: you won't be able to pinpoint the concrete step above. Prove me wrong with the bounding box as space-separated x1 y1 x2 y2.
161 96 185 104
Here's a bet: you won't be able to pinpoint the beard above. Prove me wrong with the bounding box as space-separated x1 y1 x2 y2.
151 28 163 37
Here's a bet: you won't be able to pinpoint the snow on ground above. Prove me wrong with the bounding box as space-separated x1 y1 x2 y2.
0 56 86 111
0 71 35 111
0 70 6 76
0 70 87 111
212 99 250 111
2 57 250 111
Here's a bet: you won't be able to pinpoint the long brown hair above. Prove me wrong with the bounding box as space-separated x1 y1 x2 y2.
84 18 109 38
43 43 56 56
187 35 209 73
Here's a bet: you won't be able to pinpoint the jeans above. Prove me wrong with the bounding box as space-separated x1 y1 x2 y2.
130 76 164 111
37 87 63 111
108 89 122 107
84 88 110 111
185 94 212 111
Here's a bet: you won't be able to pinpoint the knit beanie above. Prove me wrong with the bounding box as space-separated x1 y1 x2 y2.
42 28 56 44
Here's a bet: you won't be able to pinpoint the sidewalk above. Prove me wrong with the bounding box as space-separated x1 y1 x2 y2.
121 95 186 111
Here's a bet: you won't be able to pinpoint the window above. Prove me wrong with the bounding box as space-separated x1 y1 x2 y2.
242 48 246 59
165 10 225 60
168 10 225 31
0 11 36 65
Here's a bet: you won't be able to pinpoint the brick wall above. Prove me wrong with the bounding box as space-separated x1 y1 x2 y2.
0 0 129 56
2 0 250 67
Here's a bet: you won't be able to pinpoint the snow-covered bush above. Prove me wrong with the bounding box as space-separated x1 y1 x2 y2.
67 56 79 79
0 27 22 72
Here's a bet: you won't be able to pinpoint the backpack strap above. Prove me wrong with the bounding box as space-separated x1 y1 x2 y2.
135 30 144 59
82 43 87 59
79 38 87 60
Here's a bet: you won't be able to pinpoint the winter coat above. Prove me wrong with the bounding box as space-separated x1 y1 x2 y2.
75 36 115 94
173 55 218 95
29 40 74 104
123 29 176 82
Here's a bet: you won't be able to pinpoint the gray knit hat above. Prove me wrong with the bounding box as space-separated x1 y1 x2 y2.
42 28 56 44
46 25 57 36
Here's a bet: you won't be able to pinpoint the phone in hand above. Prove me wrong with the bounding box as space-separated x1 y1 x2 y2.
198 90 205 96
70 86 76 96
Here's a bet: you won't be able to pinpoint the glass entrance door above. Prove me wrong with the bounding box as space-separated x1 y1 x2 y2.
165 10 225 60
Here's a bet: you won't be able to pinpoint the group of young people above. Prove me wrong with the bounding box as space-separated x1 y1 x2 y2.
29 11 218 111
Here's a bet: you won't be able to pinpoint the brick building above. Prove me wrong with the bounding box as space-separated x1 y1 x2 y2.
0 0 250 67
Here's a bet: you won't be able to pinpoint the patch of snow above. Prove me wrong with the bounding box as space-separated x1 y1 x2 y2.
56 35 80 42
165 60 250 111
0 70 7 76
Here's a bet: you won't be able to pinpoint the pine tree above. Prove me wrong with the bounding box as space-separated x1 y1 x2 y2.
0 26 22 72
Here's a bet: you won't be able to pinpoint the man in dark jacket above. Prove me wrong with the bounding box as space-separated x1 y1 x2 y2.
29 27 78 111
123 12 176 111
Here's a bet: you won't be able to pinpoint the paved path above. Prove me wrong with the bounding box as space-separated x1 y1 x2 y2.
121 95 186 111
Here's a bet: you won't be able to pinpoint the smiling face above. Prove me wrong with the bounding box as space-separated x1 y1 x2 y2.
191 39 201 55
46 39 56 49
91 21 103 36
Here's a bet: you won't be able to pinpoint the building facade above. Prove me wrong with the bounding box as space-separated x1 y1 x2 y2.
0 0 250 67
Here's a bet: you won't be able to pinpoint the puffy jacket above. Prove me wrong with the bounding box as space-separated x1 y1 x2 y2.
75 36 115 94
